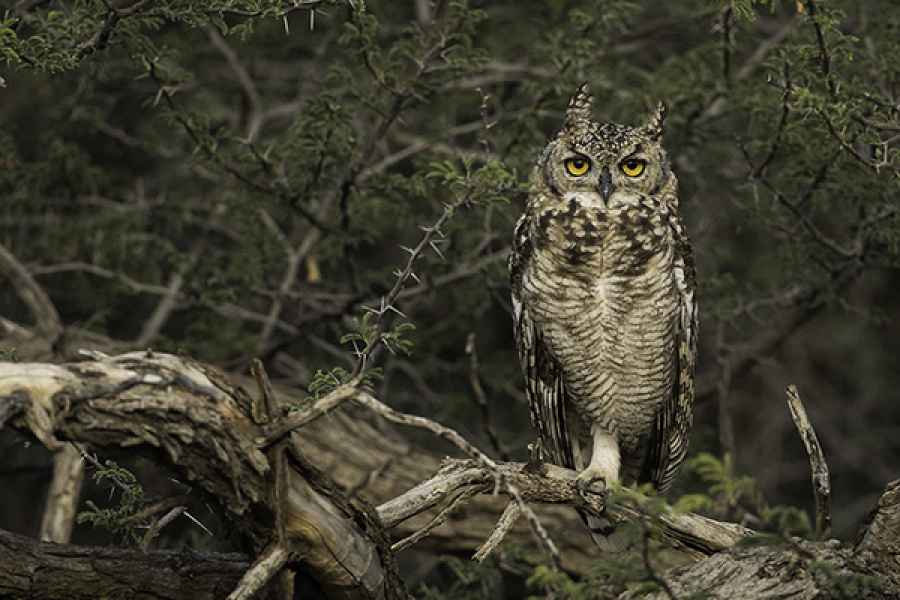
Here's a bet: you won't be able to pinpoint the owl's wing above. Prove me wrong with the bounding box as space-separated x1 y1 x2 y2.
644 223 698 493
510 215 575 470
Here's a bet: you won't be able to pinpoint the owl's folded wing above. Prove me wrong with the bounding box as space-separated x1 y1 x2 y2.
511 287 576 471
643 231 698 493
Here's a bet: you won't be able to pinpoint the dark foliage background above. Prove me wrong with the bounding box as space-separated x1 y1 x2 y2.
1 0 899 595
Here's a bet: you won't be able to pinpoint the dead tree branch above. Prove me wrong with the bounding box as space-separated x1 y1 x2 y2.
786 384 832 540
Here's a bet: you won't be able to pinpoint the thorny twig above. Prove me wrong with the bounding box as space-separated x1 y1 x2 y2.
349 193 471 379
803 0 837 99
75 444 213 538
751 62 792 179
475 87 496 154
76 0 151 60
146 63 336 234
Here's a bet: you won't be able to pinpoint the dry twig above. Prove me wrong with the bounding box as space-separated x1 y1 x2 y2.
353 391 563 568
786 384 832 539
139 505 187 551
472 500 521 562
225 542 289 600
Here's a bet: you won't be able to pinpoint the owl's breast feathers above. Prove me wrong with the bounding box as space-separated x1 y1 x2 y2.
511 191 696 491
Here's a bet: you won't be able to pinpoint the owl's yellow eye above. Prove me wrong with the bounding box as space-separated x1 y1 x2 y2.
564 157 591 177
621 158 646 177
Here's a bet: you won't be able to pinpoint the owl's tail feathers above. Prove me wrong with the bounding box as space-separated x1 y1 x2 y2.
578 510 629 553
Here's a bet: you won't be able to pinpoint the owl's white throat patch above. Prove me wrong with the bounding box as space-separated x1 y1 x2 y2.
566 191 605 209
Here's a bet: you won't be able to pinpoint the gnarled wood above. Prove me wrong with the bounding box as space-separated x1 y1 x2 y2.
0 352 394 600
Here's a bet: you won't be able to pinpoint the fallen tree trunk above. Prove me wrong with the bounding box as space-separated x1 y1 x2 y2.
0 528 253 600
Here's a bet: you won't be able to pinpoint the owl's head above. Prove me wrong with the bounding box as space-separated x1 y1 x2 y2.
537 83 671 210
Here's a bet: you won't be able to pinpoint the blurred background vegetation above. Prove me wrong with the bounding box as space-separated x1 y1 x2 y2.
1 0 899 596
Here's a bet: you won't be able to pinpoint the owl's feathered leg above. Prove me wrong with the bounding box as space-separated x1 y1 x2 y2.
576 426 620 494
575 427 622 550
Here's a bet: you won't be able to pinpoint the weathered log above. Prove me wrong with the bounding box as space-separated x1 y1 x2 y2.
855 479 900 591
0 527 256 600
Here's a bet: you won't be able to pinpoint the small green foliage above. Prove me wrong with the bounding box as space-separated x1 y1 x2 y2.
381 321 416 356
76 459 145 544
761 504 812 538
688 453 813 537
673 493 714 513
527 565 595 599
687 452 761 513
418 557 503 600
300 366 383 406
808 560 884 599
341 312 417 357
0 347 17 362
718 0 778 23
426 157 522 206
306 367 353 401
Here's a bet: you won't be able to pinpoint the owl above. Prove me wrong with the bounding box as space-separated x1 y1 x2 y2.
509 83 697 544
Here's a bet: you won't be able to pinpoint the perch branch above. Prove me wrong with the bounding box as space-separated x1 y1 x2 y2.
354 391 562 568
377 458 752 558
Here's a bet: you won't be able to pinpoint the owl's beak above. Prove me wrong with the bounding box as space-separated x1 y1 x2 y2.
599 167 615 204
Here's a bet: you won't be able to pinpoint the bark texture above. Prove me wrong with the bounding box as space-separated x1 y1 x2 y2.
0 353 395 600
628 479 900 599
0 527 255 600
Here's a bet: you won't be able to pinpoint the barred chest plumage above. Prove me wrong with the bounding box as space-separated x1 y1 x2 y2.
518 194 680 478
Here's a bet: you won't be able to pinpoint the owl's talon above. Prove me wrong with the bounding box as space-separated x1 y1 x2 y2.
575 473 607 499
524 442 547 475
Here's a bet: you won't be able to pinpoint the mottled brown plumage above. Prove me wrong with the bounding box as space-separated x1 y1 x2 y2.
510 83 697 545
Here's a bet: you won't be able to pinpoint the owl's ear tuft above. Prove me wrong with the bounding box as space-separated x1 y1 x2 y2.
564 82 594 130
643 101 667 139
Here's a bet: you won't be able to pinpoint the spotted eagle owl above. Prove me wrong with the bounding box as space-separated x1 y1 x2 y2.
509 83 697 544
